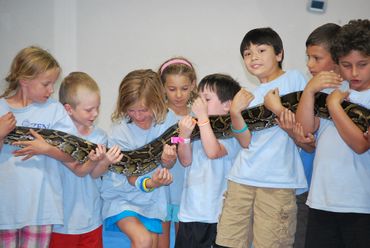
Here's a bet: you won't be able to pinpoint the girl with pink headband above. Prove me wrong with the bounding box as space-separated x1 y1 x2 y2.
157 57 197 248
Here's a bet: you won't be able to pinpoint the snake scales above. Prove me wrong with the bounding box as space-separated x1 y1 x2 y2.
4 91 370 176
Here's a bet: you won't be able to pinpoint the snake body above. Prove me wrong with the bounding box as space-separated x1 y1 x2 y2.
4 91 369 176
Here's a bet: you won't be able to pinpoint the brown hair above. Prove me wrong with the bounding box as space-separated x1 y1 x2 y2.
111 69 167 124
158 57 198 104
1 46 60 98
59 71 100 108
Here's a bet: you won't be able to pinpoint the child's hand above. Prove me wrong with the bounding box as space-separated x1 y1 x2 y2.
230 89 254 114
0 112 16 140
161 144 177 167
264 88 283 115
88 144 106 162
12 129 51 160
104 145 124 164
191 97 208 120
326 89 349 108
276 108 295 137
178 115 196 138
306 71 342 94
150 168 173 188
293 123 315 145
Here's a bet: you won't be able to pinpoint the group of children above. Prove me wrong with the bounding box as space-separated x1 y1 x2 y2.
0 18 369 248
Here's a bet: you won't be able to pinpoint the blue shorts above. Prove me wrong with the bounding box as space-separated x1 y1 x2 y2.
165 204 180 222
105 210 163 234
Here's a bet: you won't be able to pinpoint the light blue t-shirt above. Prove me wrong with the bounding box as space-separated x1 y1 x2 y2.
307 84 370 213
0 98 76 230
228 70 307 190
100 110 178 221
178 138 241 223
53 127 107 234
166 112 186 206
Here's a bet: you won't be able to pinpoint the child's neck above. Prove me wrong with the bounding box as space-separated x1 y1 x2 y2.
76 123 93 136
258 68 285 84
168 104 189 116
6 90 34 108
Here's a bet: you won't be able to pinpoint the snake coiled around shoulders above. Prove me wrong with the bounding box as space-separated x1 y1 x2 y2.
4 91 369 176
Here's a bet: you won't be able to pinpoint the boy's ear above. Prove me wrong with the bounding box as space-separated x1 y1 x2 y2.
222 100 232 112
276 50 284 62
64 103 73 115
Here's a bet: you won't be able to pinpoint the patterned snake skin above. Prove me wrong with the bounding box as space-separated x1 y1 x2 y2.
4 91 370 176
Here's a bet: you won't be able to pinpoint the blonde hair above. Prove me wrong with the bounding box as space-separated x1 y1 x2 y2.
158 57 198 104
1 46 60 98
59 71 100 108
111 69 167 124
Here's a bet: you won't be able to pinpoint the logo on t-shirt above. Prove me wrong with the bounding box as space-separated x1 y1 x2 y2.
22 120 50 129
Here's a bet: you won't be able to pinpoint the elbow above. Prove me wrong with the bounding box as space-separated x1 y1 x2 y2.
75 171 88 177
179 159 191 167
353 144 370 154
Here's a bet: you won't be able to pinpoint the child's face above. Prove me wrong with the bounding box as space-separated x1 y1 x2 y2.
306 45 337 76
20 68 59 103
200 86 229 115
164 74 195 110
242 43 283 82
127 100 154 129
338 50 370 91
68 89 100 130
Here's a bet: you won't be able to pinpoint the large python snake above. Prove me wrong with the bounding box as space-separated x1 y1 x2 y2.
4 91 369 176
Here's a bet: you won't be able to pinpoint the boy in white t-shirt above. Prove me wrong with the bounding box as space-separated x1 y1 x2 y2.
49 72 123 248
297 19 370 248
175 73 242 248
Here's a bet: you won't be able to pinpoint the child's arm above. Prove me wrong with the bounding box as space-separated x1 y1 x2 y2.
293 122 316 153
12 129 75 162
90 145 123 178
327 89 369 154
0 112 16 150
177 115 196 167
296 71 342 134
229 89 254 148
129 168 173 191
275 109 316 152
160 144 177 169
192 97 227 159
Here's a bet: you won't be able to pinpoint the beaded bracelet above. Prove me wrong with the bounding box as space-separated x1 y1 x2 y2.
197 119 210 127
230 123 249 134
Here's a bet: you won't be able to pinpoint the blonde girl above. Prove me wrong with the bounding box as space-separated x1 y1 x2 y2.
0 46 76 248
157 57 197 248
101 69 178 248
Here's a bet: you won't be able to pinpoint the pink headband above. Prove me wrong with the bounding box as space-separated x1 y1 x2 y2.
160 59 193 75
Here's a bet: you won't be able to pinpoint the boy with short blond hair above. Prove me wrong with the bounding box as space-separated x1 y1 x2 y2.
49 71 122 248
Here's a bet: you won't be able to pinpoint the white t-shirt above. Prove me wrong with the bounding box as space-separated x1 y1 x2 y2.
101 110 178 221
307 84 370 213
228 70 307 190
178 138 241 223
0 98 76 230
53 127 107 234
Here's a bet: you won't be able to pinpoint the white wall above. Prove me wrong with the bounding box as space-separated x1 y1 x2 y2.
1 0 369 131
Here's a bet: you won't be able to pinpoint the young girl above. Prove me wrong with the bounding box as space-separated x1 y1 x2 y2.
157 57 197 248
49 72 123 248
100 69 178 248
0 46 76 248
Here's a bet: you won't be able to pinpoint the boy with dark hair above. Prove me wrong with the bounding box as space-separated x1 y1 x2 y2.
294 22 341 248
175 73 242 247
297 19 370 248
216 27 307 248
